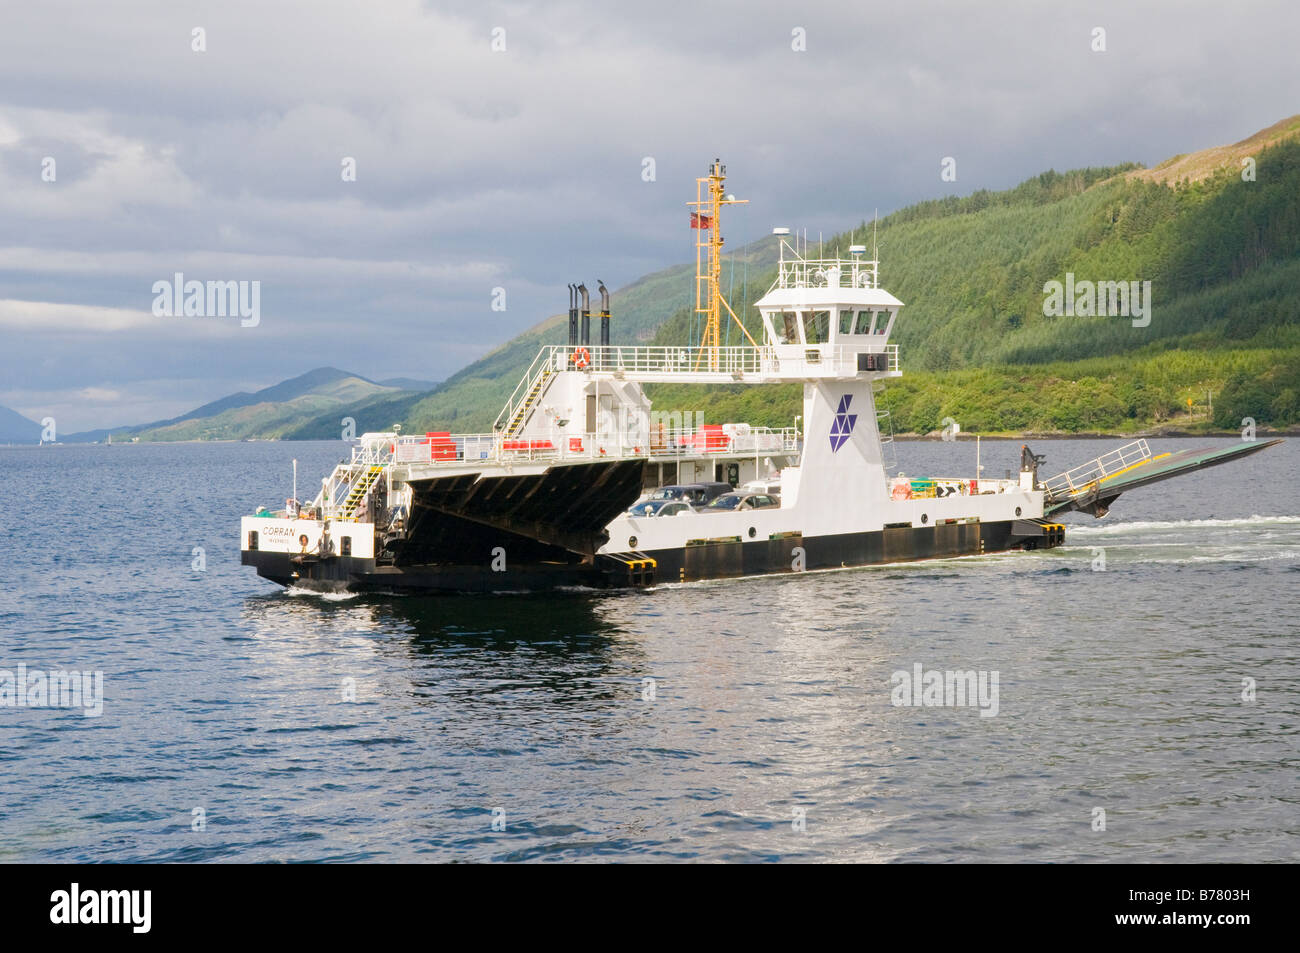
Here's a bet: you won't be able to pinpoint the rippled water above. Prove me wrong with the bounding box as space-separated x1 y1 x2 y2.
1 437 1297 862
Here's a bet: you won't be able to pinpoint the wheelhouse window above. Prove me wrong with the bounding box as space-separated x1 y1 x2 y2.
779 311 799 344
803 310 830 344
855 310 873 335
875 309 892 333
838 308 854 335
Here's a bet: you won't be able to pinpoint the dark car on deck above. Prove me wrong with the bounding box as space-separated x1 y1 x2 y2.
647 482 733 508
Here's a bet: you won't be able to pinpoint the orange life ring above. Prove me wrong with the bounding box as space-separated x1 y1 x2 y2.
574 347 591 368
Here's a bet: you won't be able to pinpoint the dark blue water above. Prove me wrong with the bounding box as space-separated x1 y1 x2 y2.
1 437 1297 862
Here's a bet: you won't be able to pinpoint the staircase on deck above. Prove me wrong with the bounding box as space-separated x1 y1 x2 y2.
495 349 555 438
318 448 393 522
341 465 384 517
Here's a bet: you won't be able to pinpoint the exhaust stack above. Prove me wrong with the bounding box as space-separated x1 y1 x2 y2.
567 284 578 347
578 283 590 347
598 280 610 349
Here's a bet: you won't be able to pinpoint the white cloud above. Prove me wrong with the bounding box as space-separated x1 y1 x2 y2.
0 298 158 332
0 246 503 284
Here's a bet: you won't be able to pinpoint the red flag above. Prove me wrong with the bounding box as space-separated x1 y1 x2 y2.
690 212 713 229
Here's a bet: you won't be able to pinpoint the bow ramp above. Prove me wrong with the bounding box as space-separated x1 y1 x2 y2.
1038 438 1283 517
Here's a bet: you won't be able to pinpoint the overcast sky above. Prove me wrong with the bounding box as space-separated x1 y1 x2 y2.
1 0 1297 431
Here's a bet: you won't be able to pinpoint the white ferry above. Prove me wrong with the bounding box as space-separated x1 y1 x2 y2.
240 160 1280 593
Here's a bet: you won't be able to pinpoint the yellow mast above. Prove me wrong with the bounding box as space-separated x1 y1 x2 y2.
689 159 755 371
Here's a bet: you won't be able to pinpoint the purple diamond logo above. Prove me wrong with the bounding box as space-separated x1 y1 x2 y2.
828 394 857 452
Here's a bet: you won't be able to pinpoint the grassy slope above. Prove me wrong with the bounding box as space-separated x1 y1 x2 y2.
131 376 405 441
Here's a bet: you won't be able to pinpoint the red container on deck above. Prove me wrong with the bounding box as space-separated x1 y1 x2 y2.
502 439 554 452
702 424 727 451
427 431 456 461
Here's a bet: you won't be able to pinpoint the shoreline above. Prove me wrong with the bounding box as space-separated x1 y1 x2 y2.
4 428 1295 448
894 428 1296 441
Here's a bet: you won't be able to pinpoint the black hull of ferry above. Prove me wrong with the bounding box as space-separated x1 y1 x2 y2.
243 549 608 593
242 518 1061 594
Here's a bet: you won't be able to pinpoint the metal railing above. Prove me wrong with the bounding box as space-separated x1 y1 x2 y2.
350 434 395 465
511 344 768 377
301 433 399 519
314 463 377 520
1041 439 1152 500
771 255 880 291
877 409 897 472
299 419 811 520
496 343 899 384
492 345 775 434
347 425 801 471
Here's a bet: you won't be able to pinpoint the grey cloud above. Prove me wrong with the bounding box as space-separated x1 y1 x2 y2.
0 0 1297 428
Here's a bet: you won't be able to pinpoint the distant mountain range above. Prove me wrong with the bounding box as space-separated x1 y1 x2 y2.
0 369 439 444
0 404 43 443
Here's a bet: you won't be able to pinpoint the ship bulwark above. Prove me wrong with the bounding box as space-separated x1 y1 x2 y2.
398 459 647 566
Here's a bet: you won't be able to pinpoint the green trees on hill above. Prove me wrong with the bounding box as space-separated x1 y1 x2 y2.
884 164 1142 226
411 137 1300 435
1214 361 1300 430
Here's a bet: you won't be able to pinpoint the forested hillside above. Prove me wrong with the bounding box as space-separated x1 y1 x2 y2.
400 117 1300 436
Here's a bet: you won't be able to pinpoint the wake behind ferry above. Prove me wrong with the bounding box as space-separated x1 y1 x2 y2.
240 160 1280 593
